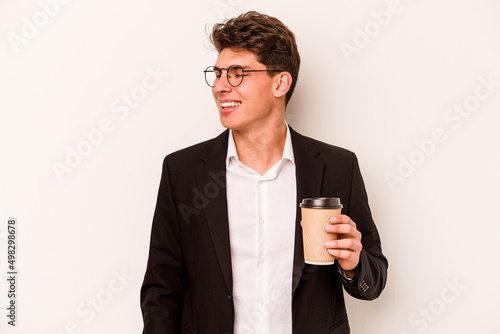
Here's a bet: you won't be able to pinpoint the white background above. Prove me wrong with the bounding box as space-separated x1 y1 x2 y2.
1 0 500 333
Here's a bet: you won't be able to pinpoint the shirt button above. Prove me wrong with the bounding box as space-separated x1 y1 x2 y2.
259 299 265 306
260 258 265 264
259 218 265 225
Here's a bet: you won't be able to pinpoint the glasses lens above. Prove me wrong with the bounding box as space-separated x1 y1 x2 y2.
204 67 220 87
228 66 244 87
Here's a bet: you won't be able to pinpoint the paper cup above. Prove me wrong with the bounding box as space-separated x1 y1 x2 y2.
300 197 343 265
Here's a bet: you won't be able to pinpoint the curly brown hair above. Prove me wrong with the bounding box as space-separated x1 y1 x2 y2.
210 11 300 106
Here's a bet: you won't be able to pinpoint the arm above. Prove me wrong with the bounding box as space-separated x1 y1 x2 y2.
140 157 185 333
325 153 388 300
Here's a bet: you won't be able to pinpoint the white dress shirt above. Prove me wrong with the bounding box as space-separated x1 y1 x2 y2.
226 126 296 334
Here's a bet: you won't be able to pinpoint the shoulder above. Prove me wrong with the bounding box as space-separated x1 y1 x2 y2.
290 128 357 163
162 130 229 168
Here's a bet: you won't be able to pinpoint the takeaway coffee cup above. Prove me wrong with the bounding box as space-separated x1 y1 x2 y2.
300 197 343 265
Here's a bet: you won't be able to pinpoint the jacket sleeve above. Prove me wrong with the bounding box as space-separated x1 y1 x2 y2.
140 157 185 333
337 153 388 300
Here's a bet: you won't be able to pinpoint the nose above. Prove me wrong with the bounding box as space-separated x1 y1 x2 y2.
212 70 232 95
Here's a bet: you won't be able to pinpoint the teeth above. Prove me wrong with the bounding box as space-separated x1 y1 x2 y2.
221 101 241 108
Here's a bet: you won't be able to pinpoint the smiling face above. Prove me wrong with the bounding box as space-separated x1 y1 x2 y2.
212 48 285 132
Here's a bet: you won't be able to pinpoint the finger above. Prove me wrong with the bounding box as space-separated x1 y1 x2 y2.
327 248 352 260
325 224 361 240
330 215 356 228
325 223 352 234
325 238 362 252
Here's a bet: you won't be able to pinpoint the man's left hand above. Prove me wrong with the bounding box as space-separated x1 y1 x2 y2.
324 215 362 279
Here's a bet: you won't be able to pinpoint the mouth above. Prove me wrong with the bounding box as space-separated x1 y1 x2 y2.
220 101 241 114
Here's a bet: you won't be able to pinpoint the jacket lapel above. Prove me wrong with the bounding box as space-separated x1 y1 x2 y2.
197 130 233 296
289 127 325 292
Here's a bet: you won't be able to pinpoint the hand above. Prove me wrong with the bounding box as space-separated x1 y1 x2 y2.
324 215 362 278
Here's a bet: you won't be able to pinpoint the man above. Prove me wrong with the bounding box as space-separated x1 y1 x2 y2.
141 11 387 334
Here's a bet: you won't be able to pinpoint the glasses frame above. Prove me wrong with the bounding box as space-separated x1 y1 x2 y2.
203 65 282 88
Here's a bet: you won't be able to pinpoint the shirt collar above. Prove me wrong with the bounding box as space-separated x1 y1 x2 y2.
226 124 295 168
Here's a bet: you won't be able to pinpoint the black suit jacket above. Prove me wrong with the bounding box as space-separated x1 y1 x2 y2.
141 127 388 334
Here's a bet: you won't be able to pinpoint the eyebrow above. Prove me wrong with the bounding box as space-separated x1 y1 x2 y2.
213 64 252 69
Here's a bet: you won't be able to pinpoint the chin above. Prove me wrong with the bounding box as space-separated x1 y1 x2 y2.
219 119 238 130
218 112 236 128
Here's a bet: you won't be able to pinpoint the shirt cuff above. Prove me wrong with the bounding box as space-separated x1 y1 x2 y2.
336 262 353 282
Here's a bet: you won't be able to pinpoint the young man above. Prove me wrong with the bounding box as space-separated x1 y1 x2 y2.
141 11 387 334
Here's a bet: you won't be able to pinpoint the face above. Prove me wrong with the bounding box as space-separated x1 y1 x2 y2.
212 48 282 132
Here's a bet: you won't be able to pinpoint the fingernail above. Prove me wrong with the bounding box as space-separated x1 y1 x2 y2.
330 216 337 222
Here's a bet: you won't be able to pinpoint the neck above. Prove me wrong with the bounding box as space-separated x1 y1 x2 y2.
232 120 287 176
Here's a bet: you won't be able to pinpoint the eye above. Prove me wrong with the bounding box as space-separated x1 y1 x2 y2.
230 66 244 78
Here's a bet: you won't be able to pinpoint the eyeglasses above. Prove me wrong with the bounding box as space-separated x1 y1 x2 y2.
203 65 282 88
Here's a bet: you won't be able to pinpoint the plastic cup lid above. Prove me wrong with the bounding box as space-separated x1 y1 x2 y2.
299 197 343 209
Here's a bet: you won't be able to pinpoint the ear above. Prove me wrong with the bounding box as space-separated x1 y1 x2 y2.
273 72 292 99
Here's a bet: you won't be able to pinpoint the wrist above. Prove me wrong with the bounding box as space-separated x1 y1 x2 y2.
345 269 356 279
